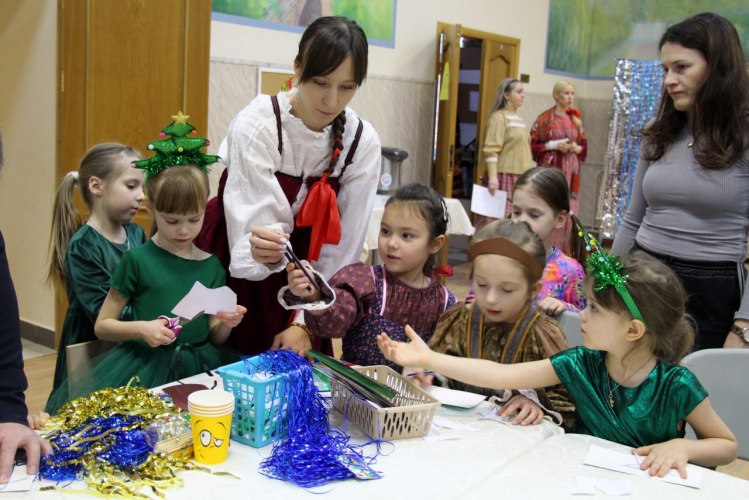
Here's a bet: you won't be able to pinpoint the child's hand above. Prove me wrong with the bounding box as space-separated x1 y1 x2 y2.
499 395 544 426
377 325 431 368
402 367 434 387
140 319 177 347
285 261 321 301
537 297 567 316
634 440 690 479
215 305 247 329
271 324 312 356
27 412 50 430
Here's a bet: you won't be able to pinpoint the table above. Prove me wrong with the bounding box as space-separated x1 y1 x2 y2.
19 373 748 499
364 194 474 255
463 433 749 499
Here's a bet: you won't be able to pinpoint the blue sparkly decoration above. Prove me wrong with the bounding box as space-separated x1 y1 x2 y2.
38 415 151 482
247 350 382 488
598 59 663 238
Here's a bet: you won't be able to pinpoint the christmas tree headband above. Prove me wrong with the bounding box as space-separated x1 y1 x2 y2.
132 111 220 181
576 224 645 325
469 237 544 281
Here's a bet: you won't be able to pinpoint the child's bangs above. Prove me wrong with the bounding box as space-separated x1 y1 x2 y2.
149 166 208 215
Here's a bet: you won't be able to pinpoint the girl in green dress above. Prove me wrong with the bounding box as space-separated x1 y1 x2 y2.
46 143 147 393
378 247 738 479
46 119 246 414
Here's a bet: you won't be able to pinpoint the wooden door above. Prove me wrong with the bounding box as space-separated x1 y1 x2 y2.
475 37 519 182
55 0 211 347
432 23 460 198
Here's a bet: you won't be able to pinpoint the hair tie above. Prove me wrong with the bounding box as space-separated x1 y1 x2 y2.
566 107 581 118
331 148 341 160
441 198 448 223
66 171 79 180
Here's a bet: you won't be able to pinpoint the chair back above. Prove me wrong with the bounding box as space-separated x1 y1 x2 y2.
557 310 583 348
66 340 116 394
681 348 749 460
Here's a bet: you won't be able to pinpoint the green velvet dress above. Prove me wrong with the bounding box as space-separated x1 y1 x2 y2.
550 347 707 448
46 240 238 414
51 223 146 392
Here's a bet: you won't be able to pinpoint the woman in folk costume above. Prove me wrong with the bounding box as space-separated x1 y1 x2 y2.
195 16 381 356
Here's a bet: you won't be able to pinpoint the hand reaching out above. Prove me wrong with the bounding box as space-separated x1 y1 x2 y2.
0 422 53 483
271 324 312 356
377 325 431 369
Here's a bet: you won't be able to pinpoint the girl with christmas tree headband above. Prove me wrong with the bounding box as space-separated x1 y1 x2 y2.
194 16 381 357
379 248 738 479
45 114 245 414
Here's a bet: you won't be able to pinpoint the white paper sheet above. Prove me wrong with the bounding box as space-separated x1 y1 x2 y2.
583 444 703 489
171 282 237 318
575 475 633 495
0 468 35 492
470 184 507 219
431 415 479 431
425 386 487 409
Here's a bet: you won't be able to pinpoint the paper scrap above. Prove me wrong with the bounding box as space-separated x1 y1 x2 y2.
425 386 486 409
0 468 35 492
583 444 702 489
471 184 507 219
479 406 517 426
171 282 237 318
431 415 478 431
575 475 633 496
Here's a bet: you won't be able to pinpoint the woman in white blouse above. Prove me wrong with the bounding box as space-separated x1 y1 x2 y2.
196 16 381 356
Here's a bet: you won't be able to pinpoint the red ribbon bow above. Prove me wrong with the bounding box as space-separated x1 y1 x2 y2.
295 172 341 262
566 107 581 118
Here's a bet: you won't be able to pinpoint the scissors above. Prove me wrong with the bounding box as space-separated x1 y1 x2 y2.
285 242 320 293
158 310 205 337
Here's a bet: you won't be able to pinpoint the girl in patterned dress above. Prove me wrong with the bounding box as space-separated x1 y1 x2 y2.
379 250 738 479
279 183 456 370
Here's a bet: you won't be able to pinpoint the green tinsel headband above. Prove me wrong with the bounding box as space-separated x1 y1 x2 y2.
132 111 220 181
576 225 646 326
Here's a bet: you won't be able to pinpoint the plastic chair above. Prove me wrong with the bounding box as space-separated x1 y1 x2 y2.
681 348 749 460
557 310 583 348
66 340 116 394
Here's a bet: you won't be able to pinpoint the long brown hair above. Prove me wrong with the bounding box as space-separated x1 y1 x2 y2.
643 12 749 170
47 143 140 289
513 167 586 266
295 16 368 172
585 251 695 363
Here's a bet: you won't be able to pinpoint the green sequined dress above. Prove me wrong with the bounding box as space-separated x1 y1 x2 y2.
550 347 707 448
46 241 238 414
51 223 146 392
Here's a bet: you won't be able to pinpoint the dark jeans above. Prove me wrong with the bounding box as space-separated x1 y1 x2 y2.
634 243 745 351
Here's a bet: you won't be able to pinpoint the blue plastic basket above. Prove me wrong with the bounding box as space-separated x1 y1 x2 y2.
216 358 289 448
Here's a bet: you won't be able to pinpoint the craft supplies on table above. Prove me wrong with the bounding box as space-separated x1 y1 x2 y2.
217 358 289 448
330 365 440 440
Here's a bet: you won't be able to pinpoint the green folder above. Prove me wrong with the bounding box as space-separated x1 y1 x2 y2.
307 350 398 405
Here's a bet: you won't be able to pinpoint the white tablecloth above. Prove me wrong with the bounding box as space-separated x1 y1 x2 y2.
364 194 474 253
22 373 748 499
463 433 749 499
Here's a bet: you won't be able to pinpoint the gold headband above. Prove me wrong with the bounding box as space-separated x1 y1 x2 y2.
469 237 544 281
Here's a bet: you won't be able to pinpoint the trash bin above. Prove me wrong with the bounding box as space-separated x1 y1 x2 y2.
378 147 409 194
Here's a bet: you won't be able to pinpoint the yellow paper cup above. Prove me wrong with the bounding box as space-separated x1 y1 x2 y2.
188 390 234 465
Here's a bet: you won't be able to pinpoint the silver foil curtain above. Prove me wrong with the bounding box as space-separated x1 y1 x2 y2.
597 59 662 238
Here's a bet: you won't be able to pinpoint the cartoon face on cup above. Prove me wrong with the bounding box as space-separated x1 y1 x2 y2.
192 415 231 464
187 390 234 465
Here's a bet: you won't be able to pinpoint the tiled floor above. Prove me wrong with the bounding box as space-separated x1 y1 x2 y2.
21 338 56 360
